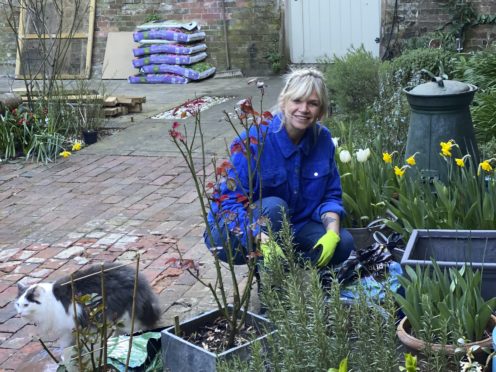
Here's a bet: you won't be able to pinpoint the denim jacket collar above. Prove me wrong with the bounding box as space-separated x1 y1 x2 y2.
271 113 314 158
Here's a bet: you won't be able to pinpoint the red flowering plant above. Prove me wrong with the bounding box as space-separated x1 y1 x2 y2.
168 88 273 350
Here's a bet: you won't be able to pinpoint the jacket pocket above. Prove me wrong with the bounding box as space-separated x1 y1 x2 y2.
301 162 330 200
261 168 287 197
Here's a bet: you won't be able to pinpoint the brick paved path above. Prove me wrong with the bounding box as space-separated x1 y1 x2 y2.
0 76 281 370
0 152 249 370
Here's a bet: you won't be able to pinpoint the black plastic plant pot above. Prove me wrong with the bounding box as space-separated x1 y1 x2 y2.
401 229 496 300
161 305 274 372
82 130 98 145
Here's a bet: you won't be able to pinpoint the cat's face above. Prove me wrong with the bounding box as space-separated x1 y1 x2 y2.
15 283 50 322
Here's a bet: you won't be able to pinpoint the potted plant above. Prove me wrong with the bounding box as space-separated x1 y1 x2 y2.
73 81 105 145
401 229 496 300
163 93 274 370
395 261 496 366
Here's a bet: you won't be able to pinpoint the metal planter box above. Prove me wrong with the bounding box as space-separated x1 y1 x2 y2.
402 229 496 300
161 306 274 372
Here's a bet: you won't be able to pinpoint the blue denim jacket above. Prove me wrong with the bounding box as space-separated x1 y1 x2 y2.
205 113 344 248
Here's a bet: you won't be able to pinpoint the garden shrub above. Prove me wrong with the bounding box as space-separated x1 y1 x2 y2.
388 48 457 86
325 46 380 115
452 47 496 144
217 217 400 371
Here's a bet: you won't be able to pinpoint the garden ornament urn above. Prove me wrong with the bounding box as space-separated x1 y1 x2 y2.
404 75 479 183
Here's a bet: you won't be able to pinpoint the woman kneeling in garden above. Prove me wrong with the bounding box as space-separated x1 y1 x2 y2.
204 68 354 269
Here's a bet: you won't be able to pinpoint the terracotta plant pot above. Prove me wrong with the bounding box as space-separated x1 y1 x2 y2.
397 315 496 357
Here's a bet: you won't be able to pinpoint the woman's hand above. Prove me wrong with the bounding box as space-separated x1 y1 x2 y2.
313 230 340 267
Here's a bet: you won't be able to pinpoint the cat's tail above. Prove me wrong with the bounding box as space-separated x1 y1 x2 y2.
136 287 162 329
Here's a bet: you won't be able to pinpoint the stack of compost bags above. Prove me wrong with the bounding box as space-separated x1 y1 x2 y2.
129 20 216 84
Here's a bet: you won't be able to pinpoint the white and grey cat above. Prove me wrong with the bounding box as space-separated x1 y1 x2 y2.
15 263 161 347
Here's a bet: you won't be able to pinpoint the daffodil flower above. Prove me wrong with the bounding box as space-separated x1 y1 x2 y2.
356 148 371 163
478 159 494 175
59 150 71 158
406 152 418 166
383 151 397 164
72 141 82 151
394 165 409 177
440 139 457 157
455 154 471 168
339 150 352 163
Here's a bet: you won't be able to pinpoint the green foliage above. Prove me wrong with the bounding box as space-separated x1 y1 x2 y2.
472 88 496 143
266 52 282 74
395 262 496 344
365 65 410 155
387 48 457 86
452 48 496 90
333 121 396 228
144 11 161 23
440 0 477 39
325 46 380 115
219 219 400 371
453 47 496 144
385 148 496 239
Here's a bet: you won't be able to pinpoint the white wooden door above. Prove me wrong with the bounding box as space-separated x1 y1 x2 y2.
287 0 381 63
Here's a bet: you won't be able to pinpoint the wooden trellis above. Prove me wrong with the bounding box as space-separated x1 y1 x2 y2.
15 0 96 79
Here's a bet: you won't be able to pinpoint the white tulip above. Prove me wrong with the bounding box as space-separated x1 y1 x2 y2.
339 150 352 163
332 137 339 148
356 148 371 162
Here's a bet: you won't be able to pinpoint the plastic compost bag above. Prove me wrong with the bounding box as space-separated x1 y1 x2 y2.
133 43 207 57
128 73 189 84
132 52 207 68
140 64 216 80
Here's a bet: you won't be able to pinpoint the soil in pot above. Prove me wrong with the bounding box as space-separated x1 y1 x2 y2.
183 316 259 354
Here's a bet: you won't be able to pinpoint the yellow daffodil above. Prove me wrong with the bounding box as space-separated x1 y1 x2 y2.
394 165 409 177
72 141 82 151
383 151 396 164
478 160 494 175
455 154 471 168
406 152 418 166
440 140 457 157
59 150 71 158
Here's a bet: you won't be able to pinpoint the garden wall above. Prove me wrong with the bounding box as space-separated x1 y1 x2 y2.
0 0 282 78
381 0 496 57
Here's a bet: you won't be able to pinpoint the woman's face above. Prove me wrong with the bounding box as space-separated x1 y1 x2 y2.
282 90 322 137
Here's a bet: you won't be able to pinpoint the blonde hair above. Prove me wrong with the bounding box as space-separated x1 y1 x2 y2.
278 67 329 120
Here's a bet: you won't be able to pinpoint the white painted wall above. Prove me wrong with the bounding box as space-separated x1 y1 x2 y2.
287 0 381 63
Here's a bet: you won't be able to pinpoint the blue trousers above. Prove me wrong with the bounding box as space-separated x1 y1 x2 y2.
206 196 354 266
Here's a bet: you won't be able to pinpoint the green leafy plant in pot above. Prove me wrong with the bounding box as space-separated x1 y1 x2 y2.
395 260 496 368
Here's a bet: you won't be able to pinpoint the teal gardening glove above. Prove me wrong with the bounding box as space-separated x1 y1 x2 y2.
313 230 340 268
260 240 285 265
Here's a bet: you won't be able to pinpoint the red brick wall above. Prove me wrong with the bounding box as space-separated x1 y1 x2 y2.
92 0 282 77
381 0 496 56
